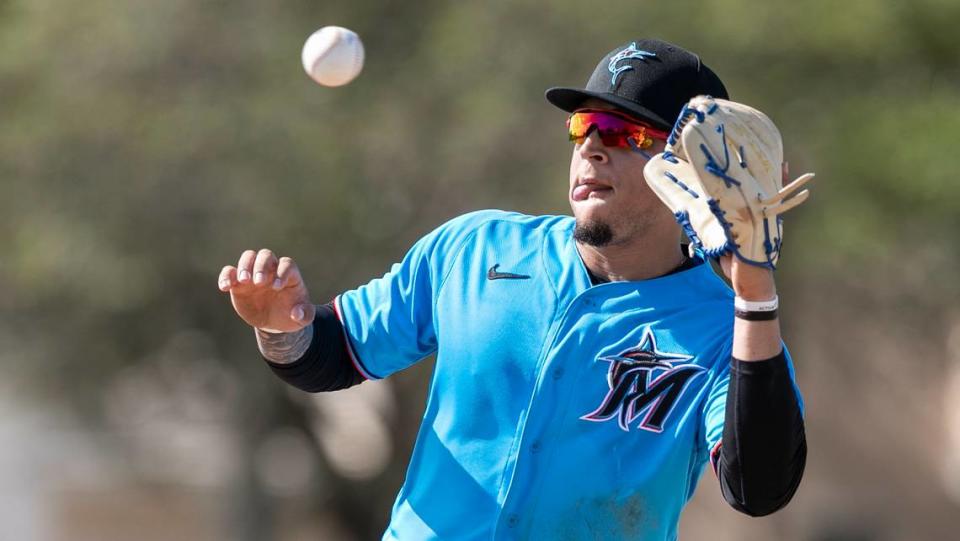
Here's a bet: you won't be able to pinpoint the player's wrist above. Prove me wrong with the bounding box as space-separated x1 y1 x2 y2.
733 287 776 302
255 325 313 365
731 263 776 301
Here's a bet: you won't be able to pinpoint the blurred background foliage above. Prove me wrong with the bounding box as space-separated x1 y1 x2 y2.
1 0 959 539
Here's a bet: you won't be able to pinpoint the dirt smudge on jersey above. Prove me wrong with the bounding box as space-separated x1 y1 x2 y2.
563 492 654 540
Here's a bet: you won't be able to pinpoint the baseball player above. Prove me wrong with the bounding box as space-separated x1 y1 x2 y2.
218 38 807 540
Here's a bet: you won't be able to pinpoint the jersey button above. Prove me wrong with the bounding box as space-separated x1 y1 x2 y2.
552 367 565 380
531 441 542 453
507 514 520 528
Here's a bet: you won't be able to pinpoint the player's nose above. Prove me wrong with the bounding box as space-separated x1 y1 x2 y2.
577 130 609 164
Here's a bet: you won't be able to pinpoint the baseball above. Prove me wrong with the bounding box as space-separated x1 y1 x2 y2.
301 26 364 87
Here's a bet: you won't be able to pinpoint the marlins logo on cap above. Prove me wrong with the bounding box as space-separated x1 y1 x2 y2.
608 42 656 87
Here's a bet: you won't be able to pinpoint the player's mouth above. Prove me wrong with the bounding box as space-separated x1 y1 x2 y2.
572 178 614 201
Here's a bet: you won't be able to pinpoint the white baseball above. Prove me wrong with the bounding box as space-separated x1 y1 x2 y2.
301 26 364 87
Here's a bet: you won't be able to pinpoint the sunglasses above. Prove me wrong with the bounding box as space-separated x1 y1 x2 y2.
566 110 669 150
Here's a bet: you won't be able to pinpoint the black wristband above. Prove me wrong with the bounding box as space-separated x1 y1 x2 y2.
734 308 778 321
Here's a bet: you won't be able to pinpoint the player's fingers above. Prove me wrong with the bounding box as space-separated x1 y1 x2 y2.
290 303 316 324
218 266 238 291
252 249 279 286
273 257 303 291
236 250 257 284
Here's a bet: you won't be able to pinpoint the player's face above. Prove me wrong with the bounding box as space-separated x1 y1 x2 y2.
568 102 674 246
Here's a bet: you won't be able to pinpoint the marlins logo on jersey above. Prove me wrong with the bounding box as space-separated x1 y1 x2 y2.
581 328 705 433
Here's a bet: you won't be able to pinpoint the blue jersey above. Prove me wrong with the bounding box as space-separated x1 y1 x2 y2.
335 210 799 540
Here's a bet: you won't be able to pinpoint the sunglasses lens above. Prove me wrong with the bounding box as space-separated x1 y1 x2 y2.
567 111 658 149
567 114 593 140
628 132 653 149
599 132 630 148
568 112 628 136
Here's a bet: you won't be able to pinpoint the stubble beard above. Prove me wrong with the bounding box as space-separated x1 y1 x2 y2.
574 209 656 248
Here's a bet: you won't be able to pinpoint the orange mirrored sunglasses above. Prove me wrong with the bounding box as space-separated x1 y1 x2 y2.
567 110 669 150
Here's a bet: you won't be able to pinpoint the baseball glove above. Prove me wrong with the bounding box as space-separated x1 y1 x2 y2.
643 96 814 269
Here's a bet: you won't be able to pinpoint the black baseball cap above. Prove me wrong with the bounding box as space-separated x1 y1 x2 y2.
545 39 728 132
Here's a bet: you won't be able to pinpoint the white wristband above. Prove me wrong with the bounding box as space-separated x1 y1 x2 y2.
734 295 778 312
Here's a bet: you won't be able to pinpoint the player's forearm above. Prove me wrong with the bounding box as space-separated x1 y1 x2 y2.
259 303 365 392
256 326 313 364
730 266 781 360
732 317 781 360
715 350 806 517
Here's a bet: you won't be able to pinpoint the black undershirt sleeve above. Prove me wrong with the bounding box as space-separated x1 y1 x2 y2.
264 303 364 392
714 350 807 516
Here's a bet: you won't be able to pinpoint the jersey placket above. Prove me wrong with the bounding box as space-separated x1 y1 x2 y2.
492 286 608 539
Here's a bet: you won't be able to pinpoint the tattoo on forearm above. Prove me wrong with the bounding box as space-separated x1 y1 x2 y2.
255 325 313 364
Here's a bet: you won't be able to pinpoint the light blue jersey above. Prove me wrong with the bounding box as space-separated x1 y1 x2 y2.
336 210 796 540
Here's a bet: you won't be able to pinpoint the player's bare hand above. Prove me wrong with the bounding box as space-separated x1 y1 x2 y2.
218 249 316 332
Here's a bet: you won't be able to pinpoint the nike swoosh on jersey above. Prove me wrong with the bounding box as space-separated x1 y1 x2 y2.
487 264 531 281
